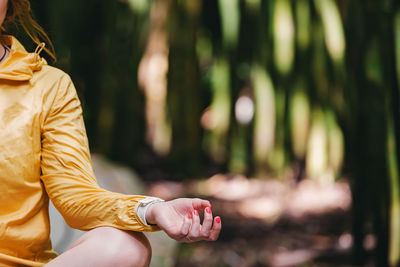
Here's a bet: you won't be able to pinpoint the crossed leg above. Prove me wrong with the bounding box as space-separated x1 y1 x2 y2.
45 227 152 267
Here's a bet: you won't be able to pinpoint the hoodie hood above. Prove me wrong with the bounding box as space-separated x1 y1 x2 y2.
0 35 47 81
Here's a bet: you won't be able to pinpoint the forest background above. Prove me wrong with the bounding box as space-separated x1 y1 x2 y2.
20 0 400 266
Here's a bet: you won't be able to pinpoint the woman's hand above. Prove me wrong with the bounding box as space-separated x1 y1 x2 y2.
145 198 221 243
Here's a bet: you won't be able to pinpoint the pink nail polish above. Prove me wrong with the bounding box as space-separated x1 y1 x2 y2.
205 207 211 214
187 214 191 219
215 217 221 223
193 210 198 216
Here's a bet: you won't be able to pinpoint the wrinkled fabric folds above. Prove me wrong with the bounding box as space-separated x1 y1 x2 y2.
0 36 159 267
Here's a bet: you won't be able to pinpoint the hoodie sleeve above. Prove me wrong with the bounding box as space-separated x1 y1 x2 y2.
40 73 159 232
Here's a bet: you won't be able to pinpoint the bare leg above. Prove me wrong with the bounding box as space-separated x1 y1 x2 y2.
45 227 151 267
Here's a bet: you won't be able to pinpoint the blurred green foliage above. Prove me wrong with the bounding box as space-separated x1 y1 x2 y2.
21 0 400 265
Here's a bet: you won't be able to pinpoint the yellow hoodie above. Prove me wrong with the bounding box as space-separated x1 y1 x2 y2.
0 36 158 266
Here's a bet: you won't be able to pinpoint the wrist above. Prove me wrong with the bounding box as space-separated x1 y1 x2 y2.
145 202 162 225
137 197 164 226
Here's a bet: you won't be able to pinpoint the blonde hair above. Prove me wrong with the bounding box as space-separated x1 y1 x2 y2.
4 0 56 60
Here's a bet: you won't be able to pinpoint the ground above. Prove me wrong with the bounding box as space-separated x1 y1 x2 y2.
147 174 375 267
50 156 373 266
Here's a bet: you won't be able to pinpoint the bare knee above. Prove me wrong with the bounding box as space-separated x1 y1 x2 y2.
85 227 152 267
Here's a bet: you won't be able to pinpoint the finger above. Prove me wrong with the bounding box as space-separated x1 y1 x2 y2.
191 198 211 210
188 210 201 241
200 207 213 238
180 213 191 237
176 214 192 243
208 216 222 241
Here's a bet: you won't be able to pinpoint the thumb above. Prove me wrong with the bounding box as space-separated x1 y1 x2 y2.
191 198 211 210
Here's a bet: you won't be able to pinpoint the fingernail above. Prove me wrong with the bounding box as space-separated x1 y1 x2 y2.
205 207 211 214
187 214 191 219
215 217 221 223
193 210 198 216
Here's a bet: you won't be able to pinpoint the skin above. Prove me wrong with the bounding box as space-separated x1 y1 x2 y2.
0 0 8 61
47 198 221 266
147 198 222 243
0 0 6 25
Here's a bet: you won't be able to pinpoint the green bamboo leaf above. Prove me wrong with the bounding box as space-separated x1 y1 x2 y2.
252 65 276 165
273 0 295 75
366 39 383 85
295 0 311 51
211 59 231 134
314 0 345 63
388 116 400 267
268 89 286 173
394 10 400 88
306 108 329 182
245 0 261 10
127 0 149 14
207 58 231 162
218 0 240 49
290 86 310 159
325 109 344 176
229 126 248 174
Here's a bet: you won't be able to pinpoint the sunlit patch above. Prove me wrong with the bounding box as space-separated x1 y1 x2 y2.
137 1 171 156
338 232 353 250
235 95 254 125
287 179 351 218
222 249 244 266
238 196 282 223
146 174 354 265
205 174 251 201
194 174 352 226
271 249 317 267
200 107 216 130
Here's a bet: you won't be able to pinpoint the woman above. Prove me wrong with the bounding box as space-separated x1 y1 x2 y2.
0 0 221 266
